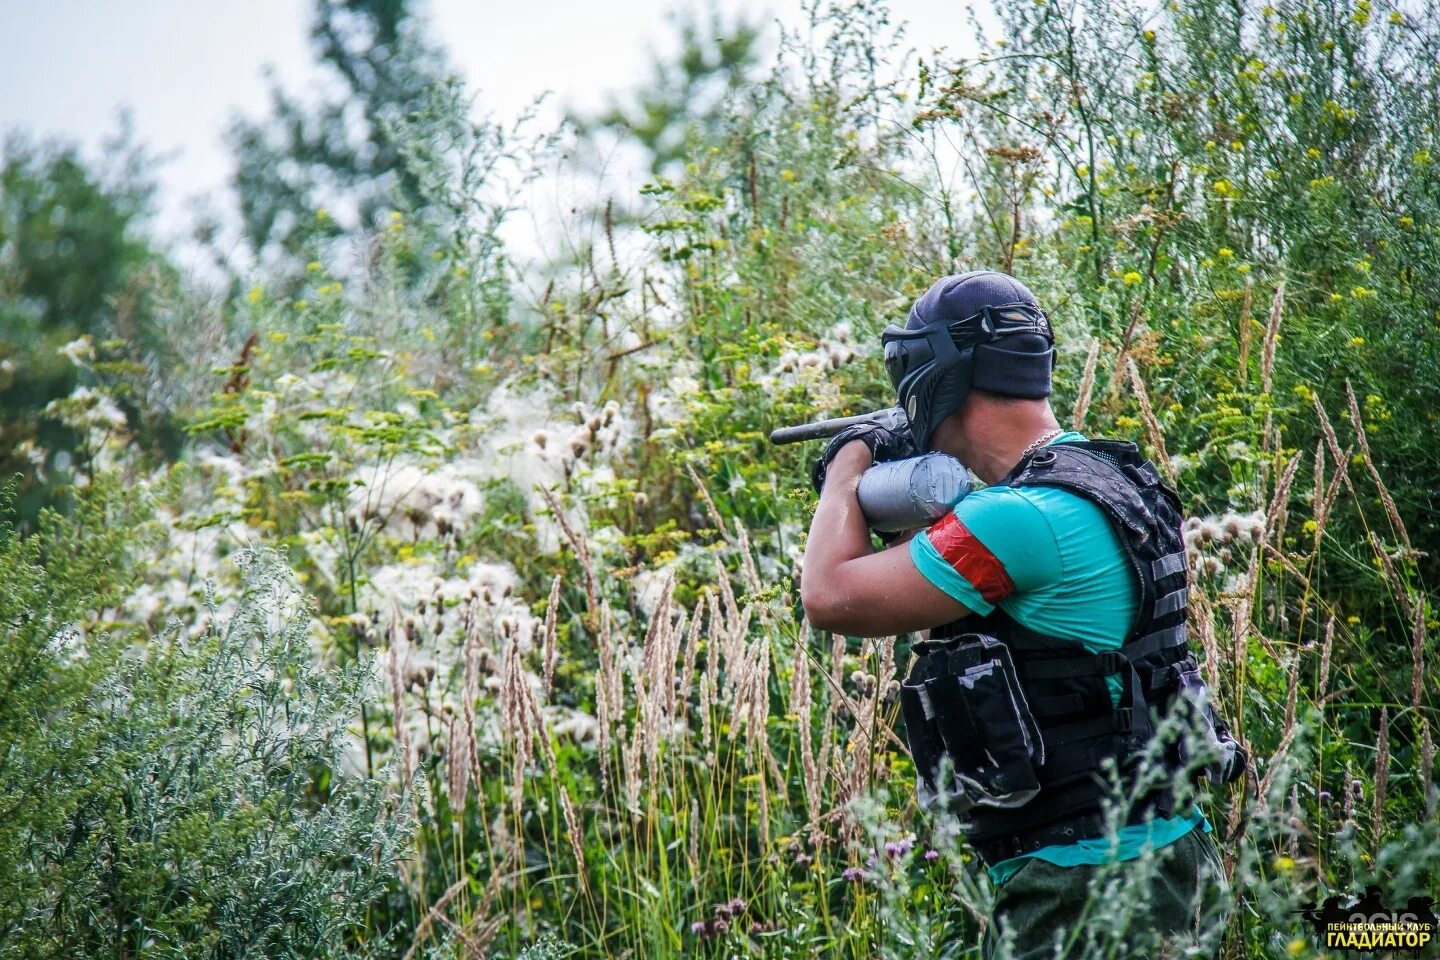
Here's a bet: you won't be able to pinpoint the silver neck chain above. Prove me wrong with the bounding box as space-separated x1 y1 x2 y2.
1020 428 1064 461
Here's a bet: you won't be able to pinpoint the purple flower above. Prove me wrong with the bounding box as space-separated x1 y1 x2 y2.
885 837 915 858
690 921 707 935
841 866 865 883
794 852 813 868
1318 790 1332 803
924 848 940 863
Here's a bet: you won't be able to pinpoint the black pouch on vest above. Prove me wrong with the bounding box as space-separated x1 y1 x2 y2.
1168 658 1247 785
901 635 1044 814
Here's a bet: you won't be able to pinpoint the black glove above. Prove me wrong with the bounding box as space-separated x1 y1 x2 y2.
810 407 917 494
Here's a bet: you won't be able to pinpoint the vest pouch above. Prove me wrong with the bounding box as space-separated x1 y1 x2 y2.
899 676 951 809
903 635 1044 813
1170 660 1247 785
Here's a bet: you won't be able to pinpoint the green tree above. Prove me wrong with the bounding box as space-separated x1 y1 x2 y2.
0 127 174 521
226 0 450 271
572 3 766 174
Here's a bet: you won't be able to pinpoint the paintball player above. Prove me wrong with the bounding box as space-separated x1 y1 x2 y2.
800 270 1240 958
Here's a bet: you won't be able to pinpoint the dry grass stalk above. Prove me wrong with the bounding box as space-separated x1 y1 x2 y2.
1318 446 1352 538
445 712 470 814
1109 298 1147 402
1412 601 1426 710
1342 760 1357 828
1261 542 1310 584
757 735 773 851
679 596 704 703
1422 721 1435 821
715 561 743 654
542 575 561 700
688 798 701 872
1368 532 1415 624
1228 600 1249 689
596 605 618 789
686 462 736 545
1260 282 1285 452
1192 590 1224 702
499 632 533 819
665 608 685 723
1259 654 1301 800
1072 339 1101 431
701 593 721 763
1310 441 1326 555
635 578 679 777
1265 450 1302 546
1127 359 1176 485
1260 281 1285 395
1287 785 1303 861
540 487 599 616
622 726 643 818
559 784 589 894
401 874 475 960
737 523 764 597
878 636 896 698
1345 381 1412 553
1372 707 1390 848
1318 618 1334 716
688 466 765 595
698 670 714 763
790 645 822 833
1236 277 1254 386
816 630 846 811
462 599 484 795
387 611 416 789
1312 396 1360 504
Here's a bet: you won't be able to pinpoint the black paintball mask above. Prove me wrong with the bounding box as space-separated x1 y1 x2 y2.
883 272 1055 452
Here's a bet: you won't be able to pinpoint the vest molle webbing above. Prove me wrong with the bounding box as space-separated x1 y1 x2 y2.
901 439 1245 866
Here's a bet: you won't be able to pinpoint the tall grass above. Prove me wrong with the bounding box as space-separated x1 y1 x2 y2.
3 0 1436 957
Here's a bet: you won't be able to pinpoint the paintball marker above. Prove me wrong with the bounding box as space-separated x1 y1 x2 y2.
771 411 973 533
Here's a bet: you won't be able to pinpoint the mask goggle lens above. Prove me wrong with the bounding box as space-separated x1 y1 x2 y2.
882 326 938 391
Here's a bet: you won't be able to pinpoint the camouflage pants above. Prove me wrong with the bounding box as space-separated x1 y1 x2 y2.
982 827 1231 960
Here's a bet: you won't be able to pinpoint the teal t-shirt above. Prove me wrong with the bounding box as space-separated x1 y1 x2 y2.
907 432 1206 885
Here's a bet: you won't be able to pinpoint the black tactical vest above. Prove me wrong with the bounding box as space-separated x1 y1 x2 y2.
902 438 1243 866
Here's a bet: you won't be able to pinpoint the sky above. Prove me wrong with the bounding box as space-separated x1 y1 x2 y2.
0 0 990 252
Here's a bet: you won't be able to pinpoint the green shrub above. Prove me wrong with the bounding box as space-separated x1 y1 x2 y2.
0 488 409 959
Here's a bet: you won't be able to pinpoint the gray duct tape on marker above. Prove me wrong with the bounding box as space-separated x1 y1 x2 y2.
856 453 974 533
